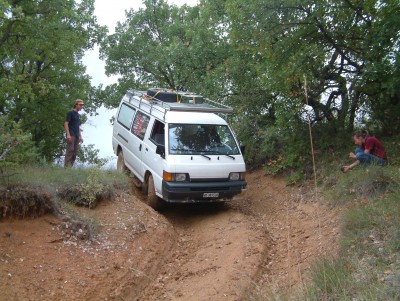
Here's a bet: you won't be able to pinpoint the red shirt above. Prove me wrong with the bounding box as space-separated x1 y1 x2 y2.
365 136 387 160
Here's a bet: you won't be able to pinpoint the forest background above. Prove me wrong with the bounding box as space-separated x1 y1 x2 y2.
1 0 399 178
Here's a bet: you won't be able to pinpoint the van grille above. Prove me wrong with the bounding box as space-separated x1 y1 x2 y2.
190 178 227 182
190 186 230 192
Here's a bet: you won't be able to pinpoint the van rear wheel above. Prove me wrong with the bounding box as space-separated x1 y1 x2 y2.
147 175 163 210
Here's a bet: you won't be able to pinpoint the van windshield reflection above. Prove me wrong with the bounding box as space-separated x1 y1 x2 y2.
168 124 240 155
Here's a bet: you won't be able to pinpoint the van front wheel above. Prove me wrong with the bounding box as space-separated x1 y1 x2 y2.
147 175 163 210
117 151 129 174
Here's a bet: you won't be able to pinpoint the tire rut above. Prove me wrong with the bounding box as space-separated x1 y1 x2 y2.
138 204 267 301
137 170 341 300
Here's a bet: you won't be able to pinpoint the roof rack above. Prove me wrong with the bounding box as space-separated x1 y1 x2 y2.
124 89 233 120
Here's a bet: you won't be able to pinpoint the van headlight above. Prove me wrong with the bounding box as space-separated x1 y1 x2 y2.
229 172 245 181
163 171 188 182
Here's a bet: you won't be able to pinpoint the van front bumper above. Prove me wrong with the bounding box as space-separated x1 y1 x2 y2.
162 180 247 203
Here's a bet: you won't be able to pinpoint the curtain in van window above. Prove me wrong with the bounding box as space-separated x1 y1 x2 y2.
132 112 150 140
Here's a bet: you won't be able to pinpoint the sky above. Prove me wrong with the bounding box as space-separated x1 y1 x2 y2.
81 0 198 166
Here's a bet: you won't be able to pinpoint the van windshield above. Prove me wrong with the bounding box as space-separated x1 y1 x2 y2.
168 124 240 155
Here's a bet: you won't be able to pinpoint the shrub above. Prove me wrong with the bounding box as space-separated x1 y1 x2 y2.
0 184 56 218
0 116 40 170
57 168 120 208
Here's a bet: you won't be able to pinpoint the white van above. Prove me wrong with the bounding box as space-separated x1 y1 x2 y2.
112 89 247 209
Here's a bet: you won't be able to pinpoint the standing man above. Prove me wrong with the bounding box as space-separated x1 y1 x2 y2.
64 99 84 167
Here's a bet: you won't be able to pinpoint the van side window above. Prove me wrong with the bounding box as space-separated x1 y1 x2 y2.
117 103 136 129
131 111 150 140
150 120 165 146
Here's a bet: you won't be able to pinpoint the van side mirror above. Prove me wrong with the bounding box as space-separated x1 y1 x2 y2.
156 145 165 158
240 145 245 155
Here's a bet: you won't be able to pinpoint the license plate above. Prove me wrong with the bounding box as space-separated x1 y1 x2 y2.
203 192 219 198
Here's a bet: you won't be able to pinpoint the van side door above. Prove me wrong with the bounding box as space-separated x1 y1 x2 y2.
129 111 151 181
113 103 136 171
141 119 166 196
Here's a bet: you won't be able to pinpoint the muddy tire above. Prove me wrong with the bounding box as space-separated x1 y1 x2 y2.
117 151 130 174
147 175 164 210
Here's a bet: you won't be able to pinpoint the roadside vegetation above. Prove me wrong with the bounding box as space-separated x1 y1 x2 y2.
1 136 398 300
246 136 400 300
305 164 400 301
0 165 131 239
1 0 399 299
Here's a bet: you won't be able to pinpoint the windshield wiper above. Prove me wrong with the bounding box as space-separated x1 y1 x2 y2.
171 148 234 160
171 148 212 159
200 154 211 160
205 149 235 160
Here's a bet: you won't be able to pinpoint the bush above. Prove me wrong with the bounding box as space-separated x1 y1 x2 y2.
0 184 56 218
0 165 131 241
0 116 40 170
305 164 400 300
57 169 115 208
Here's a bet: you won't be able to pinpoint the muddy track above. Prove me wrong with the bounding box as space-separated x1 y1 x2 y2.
138 170 340 300
0 170 340 300
138 204 267 300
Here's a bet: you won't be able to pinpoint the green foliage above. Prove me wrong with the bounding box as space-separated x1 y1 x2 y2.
0 0 398 171
307 258 354 300
57 203 100 240
0 0 107 161
226 0 399 169
304 164 400 300
0 185 55 218
2 165 131 194
382 134 400 166
228 0 399 132
0 164 130 237
327 165 399 205
100 0 233 106
0 115 40 170
58 168 113 208
81 168 106 207
77 144 108 167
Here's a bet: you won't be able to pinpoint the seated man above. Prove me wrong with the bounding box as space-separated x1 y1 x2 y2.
342 130 387 173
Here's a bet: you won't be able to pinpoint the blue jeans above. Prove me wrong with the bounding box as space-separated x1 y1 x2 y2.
355 147 386 166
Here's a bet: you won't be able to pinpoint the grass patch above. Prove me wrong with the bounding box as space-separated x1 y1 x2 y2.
306 258 355 300
305 164 400 300
58 202 101 240
0 165 131 239
324 165 399 205
252 161 400 300
57 168 116 208
1 165 130 191
0 184 56 218
1 165 130 208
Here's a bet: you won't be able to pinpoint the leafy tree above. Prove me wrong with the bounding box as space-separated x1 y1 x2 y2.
0 115 39 170
99 0 399 171
361 1 400 134
77 144 108 167
0 0 107 161
100 0 233 106
224 0 399 169
227 0 399 132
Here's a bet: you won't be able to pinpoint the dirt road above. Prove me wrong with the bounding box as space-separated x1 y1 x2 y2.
0 170 340 300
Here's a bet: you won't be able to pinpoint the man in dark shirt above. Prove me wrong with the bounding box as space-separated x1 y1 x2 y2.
342 130 387 173
64 99 84 167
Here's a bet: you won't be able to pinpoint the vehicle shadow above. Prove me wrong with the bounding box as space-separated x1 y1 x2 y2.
160 202 234 229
